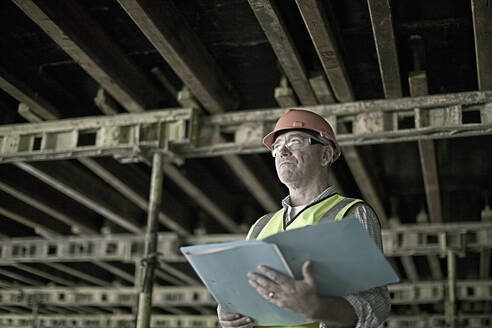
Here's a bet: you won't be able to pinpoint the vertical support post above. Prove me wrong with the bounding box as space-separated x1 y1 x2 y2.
445 250 457 328
136 152 164 328
31 294 39 328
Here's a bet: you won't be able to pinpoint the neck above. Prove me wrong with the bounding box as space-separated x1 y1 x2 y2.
287 178 331 206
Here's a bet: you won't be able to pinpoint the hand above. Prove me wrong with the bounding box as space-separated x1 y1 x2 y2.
247 260 320 318
217 304 254 328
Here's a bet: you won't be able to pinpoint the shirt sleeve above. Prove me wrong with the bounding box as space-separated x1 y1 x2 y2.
322 203 392 328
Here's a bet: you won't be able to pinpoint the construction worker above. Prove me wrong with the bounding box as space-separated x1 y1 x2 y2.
217 109 391 328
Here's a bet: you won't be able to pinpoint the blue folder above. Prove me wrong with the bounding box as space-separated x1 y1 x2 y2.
180 217 399 326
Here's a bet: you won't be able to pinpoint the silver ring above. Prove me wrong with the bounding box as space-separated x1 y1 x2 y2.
268 291 275 299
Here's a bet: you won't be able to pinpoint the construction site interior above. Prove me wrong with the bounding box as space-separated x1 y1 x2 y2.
0 0 491 327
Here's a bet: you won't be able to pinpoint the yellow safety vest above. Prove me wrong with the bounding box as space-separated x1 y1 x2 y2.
246 193 362 328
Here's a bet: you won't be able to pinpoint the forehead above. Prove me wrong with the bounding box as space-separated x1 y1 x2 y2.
273 130 310 143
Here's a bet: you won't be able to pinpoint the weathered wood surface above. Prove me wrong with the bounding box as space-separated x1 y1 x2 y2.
13 0 161 112
248 0 317 105
296 0 354 102
118 0 239 113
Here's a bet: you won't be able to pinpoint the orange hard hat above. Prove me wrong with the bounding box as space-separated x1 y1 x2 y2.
263 109 341 161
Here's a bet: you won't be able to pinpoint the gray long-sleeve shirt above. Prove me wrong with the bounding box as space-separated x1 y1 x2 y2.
281 186 391 328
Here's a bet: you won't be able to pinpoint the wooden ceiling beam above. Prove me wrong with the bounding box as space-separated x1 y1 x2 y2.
175 83 278 214
45 263 110 287
0 205 67 238
164 165 241 233
11 264 73 286
77 158 190 235
0 268 43 286
292 0 388 225
248 0 318 106
409 36 443 224
117 0 239 113
14 161 144 234
309 70 335 105
471 0 492 91
0 67 60 120
12 0 161 113
117 0 276 213
222 155 278 212
367 0 403 99
296 0 354 102
0 178 99 235
408 35 444 282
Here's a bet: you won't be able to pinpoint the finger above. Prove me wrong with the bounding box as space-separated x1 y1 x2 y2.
249 278 282 307
257 265 291 284
219 316 254 328
247 272 276 289
302 260 316 286
218 311 243 321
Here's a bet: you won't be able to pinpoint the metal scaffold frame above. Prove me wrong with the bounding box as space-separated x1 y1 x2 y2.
1 221 491 263
1 91 492 327
0 91 491 162
0 314 491 328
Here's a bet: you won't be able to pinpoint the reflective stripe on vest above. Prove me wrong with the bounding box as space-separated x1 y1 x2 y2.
246 194 362 328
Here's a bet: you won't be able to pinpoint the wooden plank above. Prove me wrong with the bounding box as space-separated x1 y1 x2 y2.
0 67 60 120
0 268 43 285
0 179 99 235
77 157 189 235
12 264 73 286
164 164 241 233
274 78 299 108
0 205 66 237
15 161 144 234
339 128 388 227
222 155 278 212
46 263 110 287
417 138 443 223
367 0 402 99
480 203 492 279
408 38 444 281
409 69 443 223
296 0 354 102
248 0 318 106
309 70 335 104
12 0 161 113
471 0 492 90
177 88 278 214
117 0 238 113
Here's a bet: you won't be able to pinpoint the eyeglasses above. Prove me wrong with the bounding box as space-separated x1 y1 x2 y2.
271 136 317 157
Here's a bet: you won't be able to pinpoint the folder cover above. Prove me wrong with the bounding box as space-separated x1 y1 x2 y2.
180 217 399 326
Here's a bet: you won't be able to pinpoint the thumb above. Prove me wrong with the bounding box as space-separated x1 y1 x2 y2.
302 260 315 286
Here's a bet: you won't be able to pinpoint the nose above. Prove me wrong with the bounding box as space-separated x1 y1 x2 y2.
278 144 291 157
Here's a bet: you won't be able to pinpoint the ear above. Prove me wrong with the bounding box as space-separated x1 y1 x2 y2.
320 145 333 167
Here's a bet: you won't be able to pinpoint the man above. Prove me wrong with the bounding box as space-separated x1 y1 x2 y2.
218 109 391 328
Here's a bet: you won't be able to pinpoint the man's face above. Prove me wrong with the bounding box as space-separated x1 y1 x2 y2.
273 131 329 186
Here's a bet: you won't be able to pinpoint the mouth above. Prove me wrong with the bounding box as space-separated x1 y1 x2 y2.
279 161 295 167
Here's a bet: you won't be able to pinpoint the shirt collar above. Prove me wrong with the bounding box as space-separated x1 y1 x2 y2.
281 185 337 210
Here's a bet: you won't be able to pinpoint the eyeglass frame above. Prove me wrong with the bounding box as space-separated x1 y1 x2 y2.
271 134 327 157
